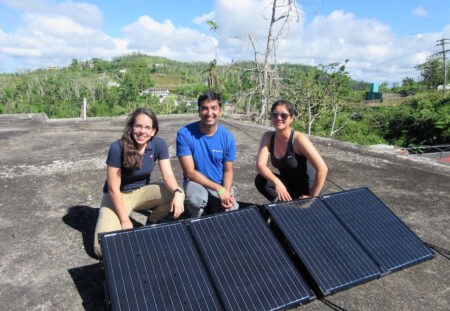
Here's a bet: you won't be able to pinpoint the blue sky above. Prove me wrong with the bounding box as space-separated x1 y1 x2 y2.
0 0 449 83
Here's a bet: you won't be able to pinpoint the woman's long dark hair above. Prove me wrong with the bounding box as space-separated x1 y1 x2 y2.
120 108 159 169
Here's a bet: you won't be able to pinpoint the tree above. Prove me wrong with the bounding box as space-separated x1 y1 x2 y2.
379 81 390 92
120 74 139 112
402 77 415 88
208 0 301 124
416 56 443 89
249 0 300 123
281 61 353 137
204 58 218 89
161 95 178 114
323 61 354 138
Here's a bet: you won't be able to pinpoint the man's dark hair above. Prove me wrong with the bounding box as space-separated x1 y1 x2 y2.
198 91 222 108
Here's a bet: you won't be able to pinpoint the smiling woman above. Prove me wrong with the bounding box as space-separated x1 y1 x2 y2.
93 107 185 257
255 99 328 202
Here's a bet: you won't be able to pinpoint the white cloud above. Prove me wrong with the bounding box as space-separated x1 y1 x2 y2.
0 0 449 84
0 1 121 71
411 6 428 17
122 16 218 61
1 0 103 27
193 11 215 25
208 4 443 83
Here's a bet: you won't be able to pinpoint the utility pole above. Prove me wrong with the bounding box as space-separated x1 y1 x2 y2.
435 38 450 96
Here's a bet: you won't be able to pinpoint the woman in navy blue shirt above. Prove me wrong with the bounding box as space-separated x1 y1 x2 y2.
94 108 184 257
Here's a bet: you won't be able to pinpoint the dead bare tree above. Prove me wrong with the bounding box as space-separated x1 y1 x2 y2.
250 0 300 124
208 1 300 124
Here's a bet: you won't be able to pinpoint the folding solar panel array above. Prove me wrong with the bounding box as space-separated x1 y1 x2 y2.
321 188 435 274
100 188 434 310
265 198 380 296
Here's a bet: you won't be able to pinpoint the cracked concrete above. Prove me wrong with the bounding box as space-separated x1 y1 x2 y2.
0 113 449 310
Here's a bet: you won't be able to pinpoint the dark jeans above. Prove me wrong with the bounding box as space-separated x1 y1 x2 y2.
254 173 309 202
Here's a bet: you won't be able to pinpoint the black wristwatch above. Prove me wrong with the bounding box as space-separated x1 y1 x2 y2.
173 187 184 195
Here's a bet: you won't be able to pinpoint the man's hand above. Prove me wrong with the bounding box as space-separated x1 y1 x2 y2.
218 188 235 209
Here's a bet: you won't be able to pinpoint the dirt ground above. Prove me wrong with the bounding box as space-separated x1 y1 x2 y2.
0 113 449 310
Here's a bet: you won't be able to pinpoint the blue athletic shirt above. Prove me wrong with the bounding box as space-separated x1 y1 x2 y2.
176 121 236 184
102 136 169 193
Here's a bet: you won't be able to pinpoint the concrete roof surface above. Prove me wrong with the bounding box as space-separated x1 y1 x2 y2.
0 114 449 311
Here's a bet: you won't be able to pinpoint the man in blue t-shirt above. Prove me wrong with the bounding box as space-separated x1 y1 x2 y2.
176 91 239 217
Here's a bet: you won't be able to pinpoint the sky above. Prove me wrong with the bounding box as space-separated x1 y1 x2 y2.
0 0 449 84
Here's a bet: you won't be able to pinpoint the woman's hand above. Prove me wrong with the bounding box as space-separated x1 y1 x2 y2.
299 194 311 200
171 192 185 219
121 219 133 230
274 179 292 201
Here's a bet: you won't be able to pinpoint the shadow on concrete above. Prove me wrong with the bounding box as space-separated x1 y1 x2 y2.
68 263 106 311
63 205 147 259
63 205 99 259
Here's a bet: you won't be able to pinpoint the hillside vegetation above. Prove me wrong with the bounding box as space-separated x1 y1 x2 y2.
0 54 448 148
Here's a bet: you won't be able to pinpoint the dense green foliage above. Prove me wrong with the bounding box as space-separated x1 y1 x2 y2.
0 54 448 148
303 93 449 147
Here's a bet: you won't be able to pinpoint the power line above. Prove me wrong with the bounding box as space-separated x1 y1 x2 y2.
370 45 436 67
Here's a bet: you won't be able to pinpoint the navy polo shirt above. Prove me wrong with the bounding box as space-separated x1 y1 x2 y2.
102 136 169 193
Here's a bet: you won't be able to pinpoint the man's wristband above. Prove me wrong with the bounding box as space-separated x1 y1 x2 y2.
217 187 225 196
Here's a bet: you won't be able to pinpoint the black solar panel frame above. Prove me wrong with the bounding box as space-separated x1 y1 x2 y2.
265 198 381 297
321 187 435 274
187 207 314 311
100 222 224 311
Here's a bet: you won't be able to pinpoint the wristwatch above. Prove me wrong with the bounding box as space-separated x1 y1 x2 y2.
173 187 184 195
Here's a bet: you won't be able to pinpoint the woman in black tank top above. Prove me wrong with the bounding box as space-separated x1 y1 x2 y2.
255 100 328 202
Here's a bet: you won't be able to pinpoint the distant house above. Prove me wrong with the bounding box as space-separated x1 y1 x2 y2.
437 84 450 90
106 81 120 87
141 88 170 103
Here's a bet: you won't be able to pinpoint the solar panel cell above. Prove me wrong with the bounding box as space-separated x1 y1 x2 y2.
101 223 223 311
322 188 434 273
266 198 381 296
188 208 313 311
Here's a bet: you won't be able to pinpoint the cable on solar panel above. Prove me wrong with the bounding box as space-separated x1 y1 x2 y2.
424 242 449 260
319 298 349 311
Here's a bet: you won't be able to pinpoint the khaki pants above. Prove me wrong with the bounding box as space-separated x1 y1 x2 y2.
93 183 173 257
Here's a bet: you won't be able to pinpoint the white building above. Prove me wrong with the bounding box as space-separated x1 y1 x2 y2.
437 84 450 90
141 88 170 103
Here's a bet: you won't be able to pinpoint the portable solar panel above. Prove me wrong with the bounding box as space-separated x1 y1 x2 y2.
100 222 223 311
188 207 314 311
322 187 435 274
265 198 381 296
